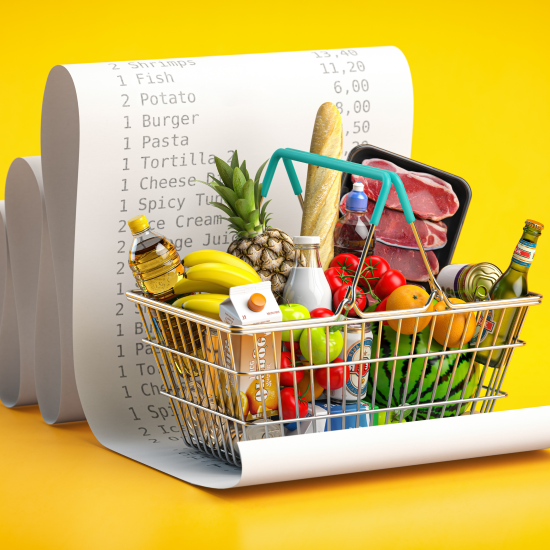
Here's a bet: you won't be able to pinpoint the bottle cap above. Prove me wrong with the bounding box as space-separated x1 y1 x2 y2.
525 219 544 231
247 293 266 312
293 236 320 245
346 182 368 212
128 215 149 234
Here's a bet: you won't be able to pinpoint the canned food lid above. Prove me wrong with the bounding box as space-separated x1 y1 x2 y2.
525 219 544 231
463 263 502 302
247 293 266 312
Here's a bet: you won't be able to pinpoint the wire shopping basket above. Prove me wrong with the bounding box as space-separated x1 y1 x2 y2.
126 148 542 468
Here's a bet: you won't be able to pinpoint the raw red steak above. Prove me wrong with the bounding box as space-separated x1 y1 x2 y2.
340 194 447 250
374 242 440 282
351 158 459 222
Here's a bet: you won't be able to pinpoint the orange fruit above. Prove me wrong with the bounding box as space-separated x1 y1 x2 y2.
386 285 433 334
245 373 278 415
238 391 249 419
433 298 476 348
296 369 324 402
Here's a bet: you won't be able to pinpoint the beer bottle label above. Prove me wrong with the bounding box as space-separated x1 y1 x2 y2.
512 239 536 267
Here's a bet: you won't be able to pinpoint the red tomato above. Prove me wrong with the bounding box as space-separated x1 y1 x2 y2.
330 253 359 272
358 256 390 292
283 340 300 353
324 267 354 294
310 308 335 318
279 351 304 386
374 296 389 326
374 269 406 301
280 387 308 420
333 284 367 317
314 358 350 390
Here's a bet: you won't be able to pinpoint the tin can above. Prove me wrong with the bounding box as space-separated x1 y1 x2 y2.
436 263 502 302
330 323 372 402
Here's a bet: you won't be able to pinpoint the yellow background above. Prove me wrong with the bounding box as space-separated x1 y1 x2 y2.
1 1 549 548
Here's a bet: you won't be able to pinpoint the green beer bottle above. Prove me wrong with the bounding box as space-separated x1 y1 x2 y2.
475 219 543 367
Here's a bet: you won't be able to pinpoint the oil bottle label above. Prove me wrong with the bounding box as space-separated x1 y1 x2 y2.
512 239 536 267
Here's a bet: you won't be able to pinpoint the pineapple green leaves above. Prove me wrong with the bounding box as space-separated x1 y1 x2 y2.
198 151 270 238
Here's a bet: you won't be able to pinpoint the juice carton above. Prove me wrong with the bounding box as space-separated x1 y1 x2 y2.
218 282 282 421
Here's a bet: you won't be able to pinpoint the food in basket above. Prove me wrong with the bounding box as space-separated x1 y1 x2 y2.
175 293 228 316
279 352 305 386
183 249 259 277
314 357 350 391
332 324 372 401
299 326 343 365
127 214 185 302
433 298 476 347
332 284 367 316
334 182 375 258
282 236 332 311
174 278 229 295
317 401 370 430
200 150 304 302
296 370 325 402
373 268 406 301
217 282 282 421
386 285 433 334
279 303 310 342
300 102 343 269
351 158 459 221
373 242 439 282
368 324 480 420
436 263 502 302
186 262 260 288
280 387 308 420
341 196 448 250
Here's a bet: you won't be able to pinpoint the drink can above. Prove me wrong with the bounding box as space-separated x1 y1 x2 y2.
437 263 502 302
330 323 372 402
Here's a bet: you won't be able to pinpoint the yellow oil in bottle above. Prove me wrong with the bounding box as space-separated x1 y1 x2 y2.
127 215 184 302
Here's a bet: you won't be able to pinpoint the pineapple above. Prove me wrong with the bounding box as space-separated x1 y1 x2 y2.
200 151 304 301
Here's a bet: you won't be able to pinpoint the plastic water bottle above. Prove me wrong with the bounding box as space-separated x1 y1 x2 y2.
334 182 374 258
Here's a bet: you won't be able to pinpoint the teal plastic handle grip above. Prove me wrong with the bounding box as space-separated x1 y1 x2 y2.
262 148 415 225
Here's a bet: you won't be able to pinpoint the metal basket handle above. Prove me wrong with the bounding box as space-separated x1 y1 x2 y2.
262 148 453 315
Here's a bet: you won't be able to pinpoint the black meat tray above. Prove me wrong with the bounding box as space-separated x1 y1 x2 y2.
340 144 472 276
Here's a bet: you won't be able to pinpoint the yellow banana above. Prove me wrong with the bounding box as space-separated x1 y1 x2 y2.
182 294 227 315
183 249 260 281
174 278 229 296
186 262 260 288
172 294 203 309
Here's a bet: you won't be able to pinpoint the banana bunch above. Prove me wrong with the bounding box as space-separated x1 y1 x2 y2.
173 249 261 319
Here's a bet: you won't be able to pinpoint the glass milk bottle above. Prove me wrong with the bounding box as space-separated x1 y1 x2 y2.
282 236 332 311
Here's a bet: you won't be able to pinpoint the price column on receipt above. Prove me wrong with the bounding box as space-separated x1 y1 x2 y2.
309 49 373 157
57 48 413 486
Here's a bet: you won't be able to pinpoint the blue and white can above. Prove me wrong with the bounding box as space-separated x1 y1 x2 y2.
330 323 372 402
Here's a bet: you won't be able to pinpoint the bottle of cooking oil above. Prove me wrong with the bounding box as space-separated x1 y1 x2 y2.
127 215 184 302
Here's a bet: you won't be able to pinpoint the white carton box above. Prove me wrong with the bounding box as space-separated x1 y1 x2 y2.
218 283 282 421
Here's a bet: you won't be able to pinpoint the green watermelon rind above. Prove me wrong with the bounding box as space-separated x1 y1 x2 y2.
367 324 480 421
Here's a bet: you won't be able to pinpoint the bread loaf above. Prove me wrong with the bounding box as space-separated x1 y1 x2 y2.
300 102 343 269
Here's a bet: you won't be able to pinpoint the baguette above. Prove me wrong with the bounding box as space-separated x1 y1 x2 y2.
300 102 343 269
